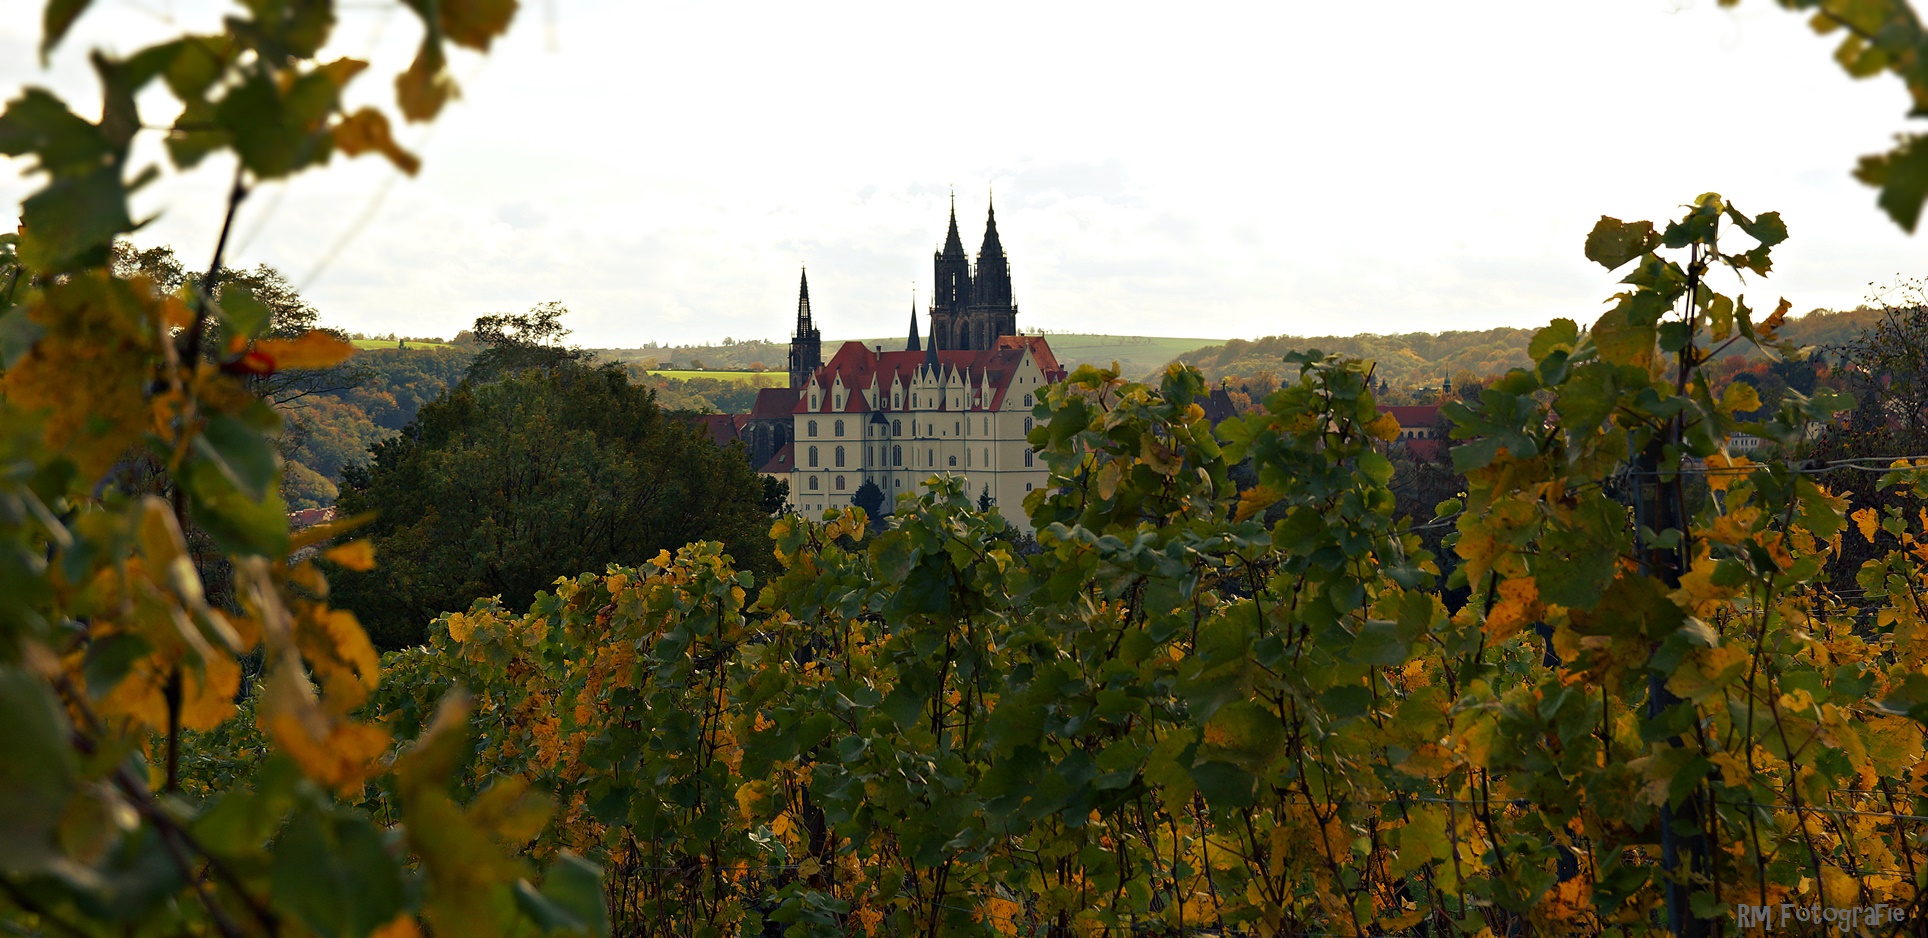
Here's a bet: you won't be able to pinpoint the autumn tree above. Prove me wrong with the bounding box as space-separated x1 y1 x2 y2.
332 364 776 647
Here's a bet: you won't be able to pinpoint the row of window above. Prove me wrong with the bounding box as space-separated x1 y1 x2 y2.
806 444 1036 469
799 478 1038 495
801 399 1036 440
805 414 1033 441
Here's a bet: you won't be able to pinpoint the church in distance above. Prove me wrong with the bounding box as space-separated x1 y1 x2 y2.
729 199 1065 531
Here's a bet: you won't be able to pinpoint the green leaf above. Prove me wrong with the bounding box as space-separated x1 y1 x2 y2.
216 284 275 340
18 165 133 273
0 665 79 874
0 88 110 177
182 456 290 557
1725 206 1787 248
1855 133 1928 233
0 305 46 369
193 414 280 502
1528 318 1579 362
270 810 407 938
1583 216 1657 270
41 0 94 63
528 853 607 937
1187 761 1257 809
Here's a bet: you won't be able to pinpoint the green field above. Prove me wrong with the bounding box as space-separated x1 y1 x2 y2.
350 339 451 350
644 370 788 385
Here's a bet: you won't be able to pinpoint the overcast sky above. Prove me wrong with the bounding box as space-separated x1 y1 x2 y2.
3 0 1925 347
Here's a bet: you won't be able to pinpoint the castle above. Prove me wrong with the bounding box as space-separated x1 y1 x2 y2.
730 198 1063 531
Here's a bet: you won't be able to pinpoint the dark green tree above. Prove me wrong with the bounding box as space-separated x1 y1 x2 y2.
465 301 591 382
333 364 775 647
852 478 886 520
760 475 790 514
976 484 993 511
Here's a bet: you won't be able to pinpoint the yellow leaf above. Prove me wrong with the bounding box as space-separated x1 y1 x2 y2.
370 915 423 938
1093 460 1122 500
1235 485 1278 522
1366 411 1401 441
296 605 381 713
323 539 377 571
396 42 457 122
1704 452 1753 493
1719 382 1761 416
440 0 519 51
254 330 357 371
332 108 421 175
1483 577 1539 640
1854 507 1880 543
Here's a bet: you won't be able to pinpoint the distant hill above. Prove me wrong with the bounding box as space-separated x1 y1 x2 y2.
597 333 1219 380
1173 308 1890 388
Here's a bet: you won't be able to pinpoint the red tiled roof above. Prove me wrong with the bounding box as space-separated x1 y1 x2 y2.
1384 405 1441 428
749 387 800 420
697 414 739 446
793 336 1065 415
758 442 795 475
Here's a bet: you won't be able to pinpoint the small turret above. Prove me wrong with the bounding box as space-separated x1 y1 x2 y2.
907 291 921 352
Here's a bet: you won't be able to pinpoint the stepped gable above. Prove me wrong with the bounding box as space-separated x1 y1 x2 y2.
792 334 1065 415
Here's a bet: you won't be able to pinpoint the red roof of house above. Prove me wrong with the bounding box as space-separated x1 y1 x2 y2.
758 442 795 475
794 336 1065 415
1383 405 1441 428
749 387 800 420
697 414 740 446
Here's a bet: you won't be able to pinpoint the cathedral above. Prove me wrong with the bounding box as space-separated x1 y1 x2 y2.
731 198 1063 532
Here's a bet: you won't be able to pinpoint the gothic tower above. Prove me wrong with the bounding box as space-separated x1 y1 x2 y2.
928 195 1018 351
787 269 821 390
966 197 1017 350
930 195 972 350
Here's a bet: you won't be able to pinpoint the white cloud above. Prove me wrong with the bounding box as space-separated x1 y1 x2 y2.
2 0 1924 347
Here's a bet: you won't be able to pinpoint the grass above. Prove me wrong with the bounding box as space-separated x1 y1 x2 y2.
350 339 451 350
645 370 789 385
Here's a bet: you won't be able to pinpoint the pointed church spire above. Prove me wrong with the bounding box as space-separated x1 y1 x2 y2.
795 268 813 330
924 317 940 372
907 289 921 352
979 191 1003 259
942 190 966 256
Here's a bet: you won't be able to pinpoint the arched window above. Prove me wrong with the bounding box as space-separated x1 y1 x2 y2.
982 448 988 466
1023 417 1032 433
893 445 902 466
1025 482 1033 491
1023 393 1033 406
948 455 957 467
927 449 934 466
982 418 988 434
809 476 820 490
835 446 845 467
1024 451 1034 467
893 420 901 435
835 419 845 437
807 420 817 437
835 476 846 490
955 421 960 435
808 445 819 467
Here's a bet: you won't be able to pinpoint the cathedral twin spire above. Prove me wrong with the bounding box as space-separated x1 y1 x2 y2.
922 193 1017 353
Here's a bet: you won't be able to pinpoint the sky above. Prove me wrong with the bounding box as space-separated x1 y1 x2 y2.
2 0 1926 348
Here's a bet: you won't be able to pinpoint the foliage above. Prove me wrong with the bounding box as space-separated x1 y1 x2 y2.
342 193 1928 938
1735 0 1928 230
0 1 614 936
467 302 594 383
332 364 777 649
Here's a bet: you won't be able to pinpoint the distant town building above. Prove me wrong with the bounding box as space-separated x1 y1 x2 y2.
789 334 1064 531
1384 405 1445 461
